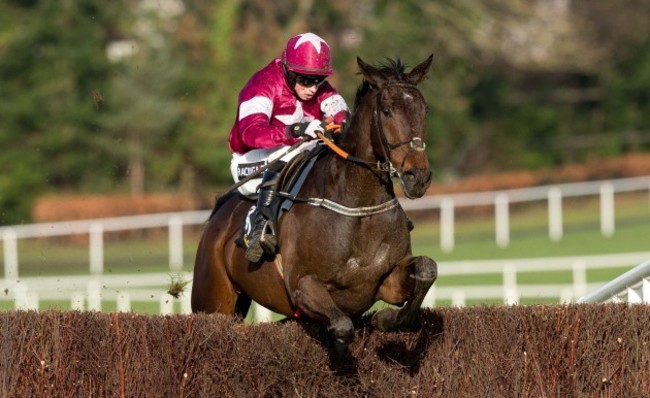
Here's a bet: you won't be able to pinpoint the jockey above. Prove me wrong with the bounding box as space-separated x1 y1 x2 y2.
228 32 350 262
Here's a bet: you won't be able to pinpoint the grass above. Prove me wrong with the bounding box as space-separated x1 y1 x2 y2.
1 191 649 313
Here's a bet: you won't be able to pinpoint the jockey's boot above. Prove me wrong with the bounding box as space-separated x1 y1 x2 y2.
244 170 280 262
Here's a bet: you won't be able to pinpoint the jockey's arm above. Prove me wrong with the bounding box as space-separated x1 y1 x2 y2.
239 113 300 149
318 89 349 125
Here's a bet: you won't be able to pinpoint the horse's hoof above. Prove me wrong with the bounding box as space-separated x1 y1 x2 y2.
331 338 350 358
372 308 399 332
328 317 354 346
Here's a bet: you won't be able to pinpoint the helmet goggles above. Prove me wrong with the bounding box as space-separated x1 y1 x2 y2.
293 73 326 88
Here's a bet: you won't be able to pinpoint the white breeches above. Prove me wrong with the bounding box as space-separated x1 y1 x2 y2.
230 140 319 197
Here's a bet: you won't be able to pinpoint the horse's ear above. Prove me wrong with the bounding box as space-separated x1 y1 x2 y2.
357 56 389 87
406 54 434 85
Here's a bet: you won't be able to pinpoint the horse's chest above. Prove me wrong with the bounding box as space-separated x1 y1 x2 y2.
354 218 407 252
334 240 404 285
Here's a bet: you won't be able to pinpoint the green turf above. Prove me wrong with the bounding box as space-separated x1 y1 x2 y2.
411 192 650 261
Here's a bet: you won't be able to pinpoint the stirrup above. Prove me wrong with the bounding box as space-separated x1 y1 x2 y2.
244 220 277 262
259 221 278 253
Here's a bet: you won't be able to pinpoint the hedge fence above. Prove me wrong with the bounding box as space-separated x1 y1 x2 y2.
1 304 649 397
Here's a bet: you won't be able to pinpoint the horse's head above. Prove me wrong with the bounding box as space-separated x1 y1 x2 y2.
356 55 434 199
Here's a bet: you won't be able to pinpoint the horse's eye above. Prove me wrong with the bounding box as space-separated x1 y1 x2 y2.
381 106 391 116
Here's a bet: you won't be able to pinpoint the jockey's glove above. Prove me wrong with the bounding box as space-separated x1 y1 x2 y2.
286 120 325 140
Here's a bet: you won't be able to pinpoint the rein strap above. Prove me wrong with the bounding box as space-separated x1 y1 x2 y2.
315 131 391 172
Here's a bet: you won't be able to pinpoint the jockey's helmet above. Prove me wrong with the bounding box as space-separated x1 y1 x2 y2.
282 33 333 76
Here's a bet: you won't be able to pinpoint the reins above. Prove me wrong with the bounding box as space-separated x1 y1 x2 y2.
316 129 397 174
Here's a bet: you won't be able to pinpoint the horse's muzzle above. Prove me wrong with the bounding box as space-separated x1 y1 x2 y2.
401 168 432 199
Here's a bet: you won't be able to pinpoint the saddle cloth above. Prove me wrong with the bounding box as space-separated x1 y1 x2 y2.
237 143 327 248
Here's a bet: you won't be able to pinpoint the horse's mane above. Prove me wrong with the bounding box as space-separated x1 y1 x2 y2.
353 58 409 110
207 191 240 221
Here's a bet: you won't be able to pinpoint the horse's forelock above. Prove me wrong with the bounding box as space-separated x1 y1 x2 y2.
353 57 411 109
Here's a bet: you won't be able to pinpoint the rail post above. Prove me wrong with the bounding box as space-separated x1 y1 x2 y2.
423 285 436 308
440 197 455 252
169 215 184 271
572 260 587 298
600 182 615 237
71 292 85 311
117 293 131 312
160 293 174 314
451 290 466 307
87 279 102 311
548 187 563 241
495 193 510 248
2 228 18 280
503 264 519 305
89 223 104 275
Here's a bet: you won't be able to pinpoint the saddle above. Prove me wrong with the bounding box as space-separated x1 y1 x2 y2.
268 143 328 225
235 143 327 250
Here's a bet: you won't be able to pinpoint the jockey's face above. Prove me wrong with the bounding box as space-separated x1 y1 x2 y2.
293 74 326 101
294 83 318 101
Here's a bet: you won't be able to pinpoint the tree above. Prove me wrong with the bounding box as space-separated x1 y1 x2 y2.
101 1 183 194
2 0 650 225
0 0 122 224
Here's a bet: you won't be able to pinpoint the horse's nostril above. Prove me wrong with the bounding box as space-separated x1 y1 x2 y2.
404 170 429 184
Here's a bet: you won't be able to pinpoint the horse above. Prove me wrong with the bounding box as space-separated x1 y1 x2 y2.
192 55 437 346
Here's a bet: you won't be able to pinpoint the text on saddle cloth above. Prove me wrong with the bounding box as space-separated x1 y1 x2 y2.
236 161 266 181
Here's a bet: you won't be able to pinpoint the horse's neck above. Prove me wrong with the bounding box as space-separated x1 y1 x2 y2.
324 114 395 206
339 111 374 161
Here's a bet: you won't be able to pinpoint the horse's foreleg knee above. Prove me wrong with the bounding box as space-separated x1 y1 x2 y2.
401 256 437 318
293 275 354 345
373 256 437 332
415 256 437 285
408 256 437 307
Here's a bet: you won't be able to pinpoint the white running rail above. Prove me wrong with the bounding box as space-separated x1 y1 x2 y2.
2 175 649 279
1 176 649 317
2 252 649 319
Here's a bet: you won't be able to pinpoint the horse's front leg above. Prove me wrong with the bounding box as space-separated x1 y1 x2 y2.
372 255 437 332
292 275 355 345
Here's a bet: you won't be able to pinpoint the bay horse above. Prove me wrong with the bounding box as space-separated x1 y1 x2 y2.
192 55 437 346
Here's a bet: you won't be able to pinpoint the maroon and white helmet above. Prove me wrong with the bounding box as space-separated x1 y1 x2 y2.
282 33 333 76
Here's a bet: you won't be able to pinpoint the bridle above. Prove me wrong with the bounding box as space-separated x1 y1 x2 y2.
317 81 427 182
370 82 427 184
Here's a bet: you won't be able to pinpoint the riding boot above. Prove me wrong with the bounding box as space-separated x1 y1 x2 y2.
244 171 280 262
